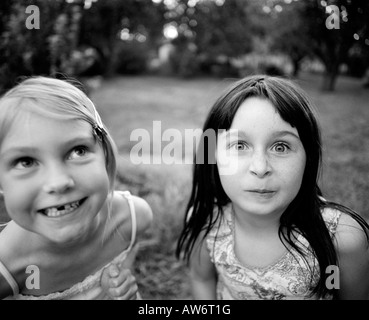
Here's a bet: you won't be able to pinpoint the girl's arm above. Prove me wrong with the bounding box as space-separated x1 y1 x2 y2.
189 235 217 299
0 274 16 299
335 213 369 300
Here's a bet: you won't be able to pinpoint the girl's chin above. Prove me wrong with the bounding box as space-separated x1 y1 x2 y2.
235 203 285 217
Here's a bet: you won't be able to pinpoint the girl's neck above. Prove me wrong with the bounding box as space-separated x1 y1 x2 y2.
231 204 281 238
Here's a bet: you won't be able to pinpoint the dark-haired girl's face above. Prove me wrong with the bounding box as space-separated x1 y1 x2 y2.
216 97 306 220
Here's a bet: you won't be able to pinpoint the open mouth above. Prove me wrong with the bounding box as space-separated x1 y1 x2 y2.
38 198 87 218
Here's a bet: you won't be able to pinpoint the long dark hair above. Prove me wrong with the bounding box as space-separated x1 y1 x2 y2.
176 75 369 299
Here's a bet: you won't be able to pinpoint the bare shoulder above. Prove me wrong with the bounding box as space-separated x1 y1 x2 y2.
0 221 32 258
111 191 153 239
189 229 215 280
0 222 37 297
333 210 369 299
335 211 369 254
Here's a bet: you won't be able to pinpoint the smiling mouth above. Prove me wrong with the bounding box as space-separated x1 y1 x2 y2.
38 198 87 218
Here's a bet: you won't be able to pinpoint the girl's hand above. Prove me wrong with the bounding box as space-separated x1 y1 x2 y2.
101 263 138 300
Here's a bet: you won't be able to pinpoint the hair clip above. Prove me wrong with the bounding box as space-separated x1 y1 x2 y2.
93 123 107 141
89 99 107 140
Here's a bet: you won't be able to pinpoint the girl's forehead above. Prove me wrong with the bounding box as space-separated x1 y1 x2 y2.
230 97 296 133
1 111 93 149
11 109 88 129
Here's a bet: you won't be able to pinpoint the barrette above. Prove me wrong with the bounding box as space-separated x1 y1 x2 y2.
89 99 107 140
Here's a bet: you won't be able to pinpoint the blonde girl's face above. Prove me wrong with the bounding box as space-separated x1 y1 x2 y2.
0 109 110 245
216 97 306 220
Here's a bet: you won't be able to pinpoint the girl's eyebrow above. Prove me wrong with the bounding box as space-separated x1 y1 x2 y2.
0 136 95 157
63 136 96 147
274 130 300 140
226 129 300 140
0 146 38 157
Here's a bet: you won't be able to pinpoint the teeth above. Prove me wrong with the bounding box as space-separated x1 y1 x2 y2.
43 200 81 217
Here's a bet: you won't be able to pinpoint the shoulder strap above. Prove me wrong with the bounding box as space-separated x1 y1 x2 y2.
0 260 19 296
120 191 137 250
321 207 342 236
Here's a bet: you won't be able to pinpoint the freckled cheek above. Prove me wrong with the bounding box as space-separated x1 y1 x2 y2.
278 160 306 192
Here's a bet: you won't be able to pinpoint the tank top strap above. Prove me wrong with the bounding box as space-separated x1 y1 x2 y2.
321 207 342 236
119 191 137 250
0 260 19 296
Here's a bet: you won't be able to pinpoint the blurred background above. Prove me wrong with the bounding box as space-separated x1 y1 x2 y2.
0 0 368 299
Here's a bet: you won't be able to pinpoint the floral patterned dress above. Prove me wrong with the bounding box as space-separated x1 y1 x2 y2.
206 205 341 300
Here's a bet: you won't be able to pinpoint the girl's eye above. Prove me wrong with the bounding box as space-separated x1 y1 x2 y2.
68 146 89 160
231 141 248 151
272 143 290 153
13 157 36 169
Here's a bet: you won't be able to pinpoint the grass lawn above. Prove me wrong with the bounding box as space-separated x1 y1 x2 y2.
0 72 368 299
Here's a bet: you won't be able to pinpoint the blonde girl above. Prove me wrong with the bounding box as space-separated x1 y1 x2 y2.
0 77 152 299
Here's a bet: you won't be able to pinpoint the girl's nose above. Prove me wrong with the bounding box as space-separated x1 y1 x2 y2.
42 165 75 194
249 151 272 177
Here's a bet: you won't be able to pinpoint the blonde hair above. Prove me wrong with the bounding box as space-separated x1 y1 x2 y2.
0 76 118 190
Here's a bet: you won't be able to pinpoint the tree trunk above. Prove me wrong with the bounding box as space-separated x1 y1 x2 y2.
322 59 340 91
292 59 301 78
322 70 338 91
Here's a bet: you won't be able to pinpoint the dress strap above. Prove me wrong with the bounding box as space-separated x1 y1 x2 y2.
119 191 137 250
0 260 19 296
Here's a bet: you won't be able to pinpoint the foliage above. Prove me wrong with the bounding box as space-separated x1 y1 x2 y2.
114 40 150 75
0 0 166 91
191 0 252 58
301 0 369 90
167 36 199 77
79 0 166 76
266 0 313 77
1 0 369 91
0 0 66 91
165 0 253 76
250 0 369 90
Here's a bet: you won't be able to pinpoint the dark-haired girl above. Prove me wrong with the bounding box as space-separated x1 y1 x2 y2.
177 75 369 300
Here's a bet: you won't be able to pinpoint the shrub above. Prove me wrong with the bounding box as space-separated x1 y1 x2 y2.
114 41 149 75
